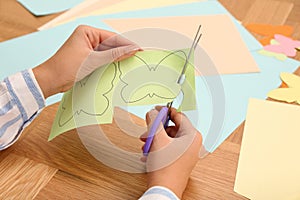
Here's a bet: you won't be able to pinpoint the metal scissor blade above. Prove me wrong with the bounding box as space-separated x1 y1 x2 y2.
177 24 202 82
167 24 202 109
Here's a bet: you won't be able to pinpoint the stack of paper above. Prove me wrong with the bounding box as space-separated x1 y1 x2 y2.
38 0 201 30
17 0 85 16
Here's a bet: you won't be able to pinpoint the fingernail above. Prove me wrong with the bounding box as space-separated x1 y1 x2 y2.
125 45 142 54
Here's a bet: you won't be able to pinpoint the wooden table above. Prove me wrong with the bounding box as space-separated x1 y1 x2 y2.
0 0 299 199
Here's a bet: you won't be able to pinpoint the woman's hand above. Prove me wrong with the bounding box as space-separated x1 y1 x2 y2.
141 107 204 199
33 25 140 98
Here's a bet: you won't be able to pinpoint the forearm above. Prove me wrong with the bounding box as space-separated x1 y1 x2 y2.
0 69 45 150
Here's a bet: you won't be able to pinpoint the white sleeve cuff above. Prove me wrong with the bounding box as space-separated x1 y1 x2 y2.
4 69 45 122
139 186 180 200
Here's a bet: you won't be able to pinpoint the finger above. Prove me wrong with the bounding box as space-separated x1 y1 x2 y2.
140 156 147 163
114 49 139 61
145 109 159 126
168 108 197 137
82 25 117 47
76 44 139 81
109 44 141 61
99 33 138 48
169 108 186 126
73 25 141 51
145 109 172 152
154 105 163 111
165 126 179 138
75 25 116 49
150 127 172 152
139 132 148 142
91 44 140 65
155 106 178 119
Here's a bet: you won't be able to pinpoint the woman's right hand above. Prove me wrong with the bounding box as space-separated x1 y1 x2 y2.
141 107 204 199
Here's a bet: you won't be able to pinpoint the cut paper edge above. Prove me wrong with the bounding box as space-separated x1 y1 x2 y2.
267 73 300 105
268 88 300 105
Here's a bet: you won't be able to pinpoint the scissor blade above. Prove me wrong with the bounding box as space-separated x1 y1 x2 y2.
177 24 202 81
166 24 202 110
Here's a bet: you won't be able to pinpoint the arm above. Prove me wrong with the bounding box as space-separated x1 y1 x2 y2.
0 25 139 150
0 69 45 150
140 107 204 199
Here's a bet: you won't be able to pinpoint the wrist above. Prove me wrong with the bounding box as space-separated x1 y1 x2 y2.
147 178 185 199
32 61 59 99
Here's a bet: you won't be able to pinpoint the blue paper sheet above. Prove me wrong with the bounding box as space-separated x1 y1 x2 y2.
1 0 262 105
0 19 113 105
1 0 296 153
191 53 300 152
17 0 83 16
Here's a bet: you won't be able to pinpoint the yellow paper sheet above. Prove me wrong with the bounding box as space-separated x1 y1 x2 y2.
39 0 202 30
39 0 124 30
103 15 259 75
234 98 300 200
49 49 195 140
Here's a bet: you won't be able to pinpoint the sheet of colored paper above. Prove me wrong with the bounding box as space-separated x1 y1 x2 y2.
17 0 84 16
264 34 300 57
103 15 259 75
122 52 300 152
39 0 203 30
38 0 124 30
268 72 300 104
258 39 287 60
39 1 262 51
234 98 300 200
246 24 294 46
258 49 287 61
90 0 203 15
49 49 196 140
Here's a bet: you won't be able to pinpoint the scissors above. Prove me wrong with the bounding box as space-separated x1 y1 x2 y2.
143 25 202 156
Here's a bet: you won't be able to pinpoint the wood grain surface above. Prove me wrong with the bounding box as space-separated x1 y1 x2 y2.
0 0 299 199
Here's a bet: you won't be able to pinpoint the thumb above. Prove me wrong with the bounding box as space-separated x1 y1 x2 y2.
145 109 159 127
76 44 140 81
145 108 172 151
99 44 140 62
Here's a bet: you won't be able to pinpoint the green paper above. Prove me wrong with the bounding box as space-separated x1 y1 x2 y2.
258 49 287 61
49 49 196 140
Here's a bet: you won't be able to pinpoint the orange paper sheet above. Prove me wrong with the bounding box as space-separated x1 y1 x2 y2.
246 24 294 45
103 15 259 75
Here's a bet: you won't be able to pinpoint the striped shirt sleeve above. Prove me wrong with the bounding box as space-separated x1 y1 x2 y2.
0 69 45 150
139 186 180 200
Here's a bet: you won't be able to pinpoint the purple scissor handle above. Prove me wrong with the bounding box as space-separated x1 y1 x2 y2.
143 106 169 156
